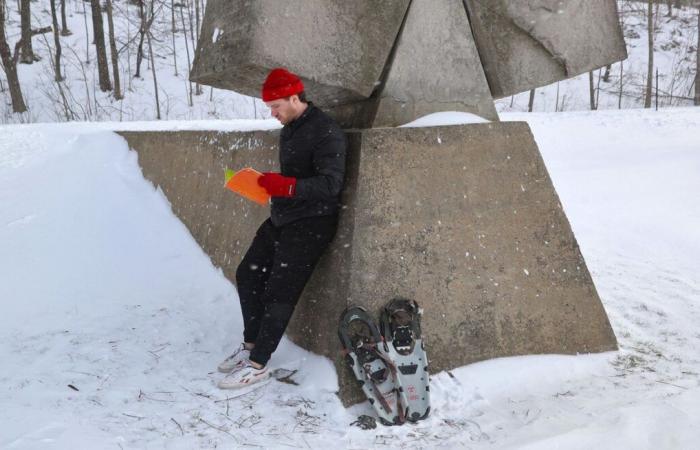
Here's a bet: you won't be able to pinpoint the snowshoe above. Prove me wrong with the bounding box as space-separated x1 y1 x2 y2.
380 298 430 422
338 306 408 426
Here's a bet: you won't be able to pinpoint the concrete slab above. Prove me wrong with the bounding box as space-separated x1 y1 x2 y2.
119 123 617 406
464 0 628 98
373 0 498 126
190 0 410 106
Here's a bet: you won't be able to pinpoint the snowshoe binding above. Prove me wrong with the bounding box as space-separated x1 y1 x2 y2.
339 306 408 426
380 298 430 422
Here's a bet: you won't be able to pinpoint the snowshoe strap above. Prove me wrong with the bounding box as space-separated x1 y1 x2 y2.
368 376 393 415
374 348 400 382
392 325 414 351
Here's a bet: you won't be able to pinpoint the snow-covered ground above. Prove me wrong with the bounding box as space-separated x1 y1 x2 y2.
1 107 699 448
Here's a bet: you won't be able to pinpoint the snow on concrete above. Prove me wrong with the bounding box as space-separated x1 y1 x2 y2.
399 111 490 127
1 108 700 448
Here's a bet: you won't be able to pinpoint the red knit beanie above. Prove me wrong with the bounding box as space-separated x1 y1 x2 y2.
261 68 305 102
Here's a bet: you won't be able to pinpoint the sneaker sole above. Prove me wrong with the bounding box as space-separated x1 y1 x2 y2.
217 365 238 374
217 375 271 391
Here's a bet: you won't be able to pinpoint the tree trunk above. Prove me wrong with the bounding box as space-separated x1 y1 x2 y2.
528 89 535 112
666 0 674 17
49 0 63 81
171 0 177 76
0 0 27 111
146 7 161 119
105 0 122 99
602 64 612 82
596 68 603 109
91 0 112 91
19 0 36 63
82 0 90 62
194 0 201 94
180 3 193 106
589 71 597 110
644 0 654 108
695 4 700 106
60 0 71 35
619 60 624 109
135 0 146 78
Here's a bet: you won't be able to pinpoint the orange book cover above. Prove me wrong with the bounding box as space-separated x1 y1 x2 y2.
224 168 270 206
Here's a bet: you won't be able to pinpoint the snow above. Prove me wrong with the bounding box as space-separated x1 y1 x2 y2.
1 107 700 448
399 112 490 127
0 118 280 134
1 0 700 446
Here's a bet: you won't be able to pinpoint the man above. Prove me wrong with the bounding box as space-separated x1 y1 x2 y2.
217 68 347 389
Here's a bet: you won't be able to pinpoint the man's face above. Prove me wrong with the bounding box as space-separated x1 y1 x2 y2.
265 96 299 125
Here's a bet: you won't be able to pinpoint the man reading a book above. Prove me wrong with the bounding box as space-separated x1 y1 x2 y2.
217 68 347 389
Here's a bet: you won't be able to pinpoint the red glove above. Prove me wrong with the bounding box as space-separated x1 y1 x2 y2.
258 172 297 197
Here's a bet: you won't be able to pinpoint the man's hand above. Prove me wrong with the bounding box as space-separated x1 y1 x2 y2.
258 172 297 197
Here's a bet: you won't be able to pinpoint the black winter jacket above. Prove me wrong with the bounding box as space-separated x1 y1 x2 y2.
271 104 347 226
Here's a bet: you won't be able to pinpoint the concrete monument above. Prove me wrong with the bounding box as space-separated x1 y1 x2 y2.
191 0 627 127
120 0 629 404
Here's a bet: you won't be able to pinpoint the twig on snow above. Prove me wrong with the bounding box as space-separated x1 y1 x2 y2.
170 417 184 435
197 417 244 444
656 380 688 390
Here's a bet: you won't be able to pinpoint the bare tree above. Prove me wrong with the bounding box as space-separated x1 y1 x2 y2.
49 0 63 81
135 0 156 79
589 71 597 110
619 60 624 109
0 0 27 111
528 89 535 112
82 0 90 62
171 0 178 76
135 0 146 78
644 0 654 108
105 0 122 99
179 2 193 106
146 3 161 119
695 2 700 105
194 0 202 95
60 0 72 36
19 0 37 63
91 0 112 91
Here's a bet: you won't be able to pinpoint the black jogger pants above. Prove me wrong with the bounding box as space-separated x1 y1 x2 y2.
235 215 337 365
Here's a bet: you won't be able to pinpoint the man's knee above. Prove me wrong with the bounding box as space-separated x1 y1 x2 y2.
266 302 295 324
236 259 262 287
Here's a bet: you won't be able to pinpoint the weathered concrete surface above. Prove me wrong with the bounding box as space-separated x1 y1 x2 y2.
116 130 279 284
190 0 410 106
372 0 498 126
118 123 617 406
191 0 627 125
464 0 628 98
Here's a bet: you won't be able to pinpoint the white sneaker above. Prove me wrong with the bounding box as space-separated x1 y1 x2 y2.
217 359 270 390
217 344 251 373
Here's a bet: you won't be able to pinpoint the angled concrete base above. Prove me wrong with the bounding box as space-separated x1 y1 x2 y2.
118 123 617 406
